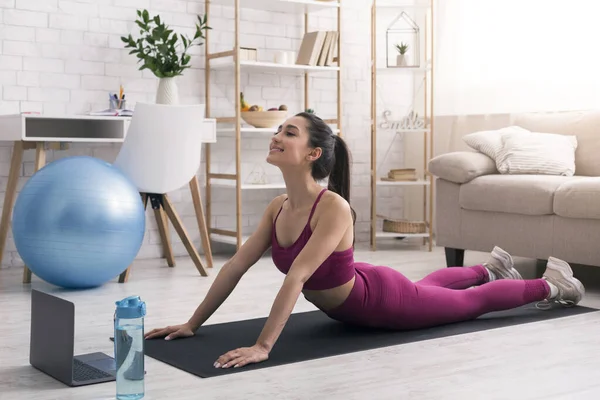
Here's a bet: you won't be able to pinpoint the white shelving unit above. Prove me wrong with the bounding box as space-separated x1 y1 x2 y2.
375 231 429 239
210 181 287 190
216 126 340 134
376 179 431 187
204 0 342 249
211 59 340 74
370 0 434 250
210 0 339 14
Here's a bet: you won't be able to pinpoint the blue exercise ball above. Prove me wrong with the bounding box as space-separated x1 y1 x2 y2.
12 156 146 289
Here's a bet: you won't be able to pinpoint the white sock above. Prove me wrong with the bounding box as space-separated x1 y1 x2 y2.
544 278 559 299
484 266 497 282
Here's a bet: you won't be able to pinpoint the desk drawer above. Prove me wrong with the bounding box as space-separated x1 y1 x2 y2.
24 116 127 143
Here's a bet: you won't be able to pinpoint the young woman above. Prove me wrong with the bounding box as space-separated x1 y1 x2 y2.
145 112 585 370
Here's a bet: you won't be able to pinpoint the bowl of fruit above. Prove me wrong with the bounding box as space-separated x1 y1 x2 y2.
240 93 288 128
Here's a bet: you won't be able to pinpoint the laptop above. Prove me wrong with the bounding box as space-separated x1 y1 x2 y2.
29 289 116 387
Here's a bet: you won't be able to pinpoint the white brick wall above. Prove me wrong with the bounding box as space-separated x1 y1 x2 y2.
0 0 405 269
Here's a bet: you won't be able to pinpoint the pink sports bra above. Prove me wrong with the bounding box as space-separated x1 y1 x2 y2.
271 189 356 290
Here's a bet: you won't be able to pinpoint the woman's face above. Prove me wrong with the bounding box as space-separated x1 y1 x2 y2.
266 115 319 168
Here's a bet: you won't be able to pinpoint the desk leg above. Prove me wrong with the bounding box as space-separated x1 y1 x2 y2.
189 175 213 268
0 141 25 276
22 142 46 284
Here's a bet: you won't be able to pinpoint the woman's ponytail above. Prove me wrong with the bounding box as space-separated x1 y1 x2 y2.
299 111 357 229
328 135 350 202
328 135 356 225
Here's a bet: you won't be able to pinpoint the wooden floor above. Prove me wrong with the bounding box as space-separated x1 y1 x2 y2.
2 241 600 400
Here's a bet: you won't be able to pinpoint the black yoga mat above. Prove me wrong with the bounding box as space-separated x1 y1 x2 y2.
143 304 597 378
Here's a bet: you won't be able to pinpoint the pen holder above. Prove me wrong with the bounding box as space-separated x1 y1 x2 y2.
110 98 126 110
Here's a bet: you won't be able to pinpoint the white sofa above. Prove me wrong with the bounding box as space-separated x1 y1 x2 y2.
428 109 600 268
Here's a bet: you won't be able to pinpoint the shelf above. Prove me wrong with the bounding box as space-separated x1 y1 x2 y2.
374 1 430 9
211 181 287 190
375 128 430 134
211 233 250 246
376 66 430 73
210 0 339 13
216 126 277 133
376 59 432 74
210 180 328 190
376 179 430 186
216 126 341 134
211 59 339 75
375 231 430 239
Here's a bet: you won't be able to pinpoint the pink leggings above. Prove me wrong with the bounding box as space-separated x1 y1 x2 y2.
323 263 551 330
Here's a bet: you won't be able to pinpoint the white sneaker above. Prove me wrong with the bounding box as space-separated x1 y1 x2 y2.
536 257 585 310
483 246 523 280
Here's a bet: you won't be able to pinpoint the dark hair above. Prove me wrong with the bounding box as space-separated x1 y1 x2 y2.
297 112 357 227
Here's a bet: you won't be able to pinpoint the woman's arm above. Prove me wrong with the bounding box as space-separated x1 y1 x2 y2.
254 195 353 351
214 195 353 367
186 195 286 331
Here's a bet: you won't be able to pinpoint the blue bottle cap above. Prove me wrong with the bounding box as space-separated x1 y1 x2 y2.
115 295 147 319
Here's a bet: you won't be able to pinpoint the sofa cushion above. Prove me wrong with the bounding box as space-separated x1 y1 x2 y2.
495 131 578 176
428 151 498 184
459 175 573 215
554 177 600 220
462 125 530 161
513 110 600 176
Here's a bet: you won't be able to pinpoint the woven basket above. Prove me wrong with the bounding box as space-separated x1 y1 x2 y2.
377 215 427 234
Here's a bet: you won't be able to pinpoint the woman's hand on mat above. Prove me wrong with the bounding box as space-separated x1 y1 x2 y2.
144 323 195 341
214 344 269 369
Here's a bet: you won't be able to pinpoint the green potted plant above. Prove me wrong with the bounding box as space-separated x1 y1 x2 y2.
394 42 409 67
121 9 210 104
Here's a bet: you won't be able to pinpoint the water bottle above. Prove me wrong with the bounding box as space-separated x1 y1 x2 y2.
114 295 146 400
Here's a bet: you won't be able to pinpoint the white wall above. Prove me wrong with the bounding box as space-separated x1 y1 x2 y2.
434 0 600 116
0 0 406 269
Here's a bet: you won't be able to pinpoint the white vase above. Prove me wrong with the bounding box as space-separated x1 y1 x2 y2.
156 77 179 105
396 54 408 67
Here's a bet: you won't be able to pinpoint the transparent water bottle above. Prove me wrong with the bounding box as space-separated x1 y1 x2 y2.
114 295 147 400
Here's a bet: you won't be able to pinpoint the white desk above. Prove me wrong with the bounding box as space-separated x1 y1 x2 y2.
0 113 217 283
0 113 217 143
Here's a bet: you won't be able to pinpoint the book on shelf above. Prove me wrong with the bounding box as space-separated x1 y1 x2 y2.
295 30 338 67
240 47 257 61
381 168 418 181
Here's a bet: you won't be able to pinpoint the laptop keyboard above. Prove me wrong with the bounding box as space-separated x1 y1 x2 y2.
73 358 113 382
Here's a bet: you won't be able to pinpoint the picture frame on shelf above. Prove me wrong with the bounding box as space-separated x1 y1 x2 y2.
385 11 420 68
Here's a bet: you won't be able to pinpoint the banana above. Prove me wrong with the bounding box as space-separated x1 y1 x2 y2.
240 92 250 111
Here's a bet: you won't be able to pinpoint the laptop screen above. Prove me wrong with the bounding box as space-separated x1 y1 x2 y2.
30 289 76 384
